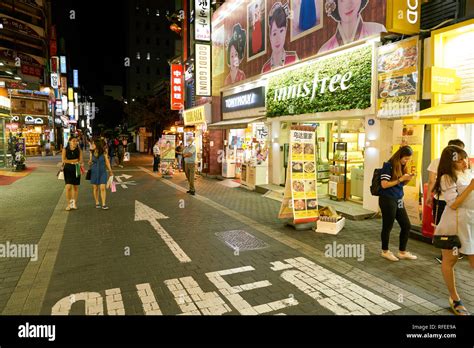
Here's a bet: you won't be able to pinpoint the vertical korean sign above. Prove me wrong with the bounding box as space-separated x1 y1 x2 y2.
171 64 184 110
196 43 211 96
287 126 318 224
195 0 211 41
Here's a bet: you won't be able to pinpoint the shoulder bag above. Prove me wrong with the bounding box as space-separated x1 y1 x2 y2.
432 203 461 249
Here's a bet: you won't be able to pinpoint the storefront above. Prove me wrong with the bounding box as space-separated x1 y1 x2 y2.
183 103 212 173
0 86 11 167
400 19 474 236
266 42 381 209
8 90 51 156
209 85 269 189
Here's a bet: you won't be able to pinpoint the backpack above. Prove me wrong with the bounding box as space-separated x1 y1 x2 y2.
370 168 382 196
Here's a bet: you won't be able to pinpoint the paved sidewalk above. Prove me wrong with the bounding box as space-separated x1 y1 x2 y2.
0 153 472 316
135 155 474 314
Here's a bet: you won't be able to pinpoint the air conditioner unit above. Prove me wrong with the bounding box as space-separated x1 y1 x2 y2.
421 0 460 31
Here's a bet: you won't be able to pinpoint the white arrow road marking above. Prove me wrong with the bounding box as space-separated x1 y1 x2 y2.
134 200 191 263
115 175 137 189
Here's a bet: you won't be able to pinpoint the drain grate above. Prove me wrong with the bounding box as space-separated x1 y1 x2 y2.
215 230 269 252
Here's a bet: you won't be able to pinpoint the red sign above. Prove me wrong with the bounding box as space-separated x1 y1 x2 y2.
50 25 57 56
50 56 59 73
171 64 184 110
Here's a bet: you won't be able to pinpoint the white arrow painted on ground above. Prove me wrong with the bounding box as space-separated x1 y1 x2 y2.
134 200 191 263
115 175 137 189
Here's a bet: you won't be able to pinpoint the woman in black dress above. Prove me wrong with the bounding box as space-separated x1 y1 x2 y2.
62 135 83 211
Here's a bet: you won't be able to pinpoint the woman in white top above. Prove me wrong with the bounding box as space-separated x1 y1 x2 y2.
433 146 474 315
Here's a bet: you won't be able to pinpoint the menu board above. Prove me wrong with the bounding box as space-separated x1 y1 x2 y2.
377 36 419 119
289 126 318 224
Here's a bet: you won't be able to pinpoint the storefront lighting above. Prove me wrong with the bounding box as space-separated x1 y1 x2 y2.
6 71 13 75
147 53 151 60
14 76 21 80
0 62 4 66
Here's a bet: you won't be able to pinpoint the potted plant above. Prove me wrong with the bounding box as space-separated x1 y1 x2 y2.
40 140 46 157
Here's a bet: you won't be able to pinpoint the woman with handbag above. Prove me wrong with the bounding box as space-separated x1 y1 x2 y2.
89 139 113 210
433 145 474 315
62 135 83 211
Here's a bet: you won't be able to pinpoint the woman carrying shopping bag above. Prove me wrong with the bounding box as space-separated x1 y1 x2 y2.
62 135 83 211
433 145 474 315
89 139 114 210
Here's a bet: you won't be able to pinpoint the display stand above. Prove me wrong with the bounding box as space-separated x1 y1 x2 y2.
330 142 350 201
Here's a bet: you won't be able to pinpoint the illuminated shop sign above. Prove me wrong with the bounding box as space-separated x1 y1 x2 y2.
223 86 265 113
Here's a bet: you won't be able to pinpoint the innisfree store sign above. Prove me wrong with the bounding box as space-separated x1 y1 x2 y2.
266 45 373 117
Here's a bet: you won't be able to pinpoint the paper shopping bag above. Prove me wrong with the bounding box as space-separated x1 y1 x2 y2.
107 175 114 189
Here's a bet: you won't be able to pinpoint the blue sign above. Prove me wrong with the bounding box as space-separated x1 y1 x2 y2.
73 70 79 88
60 56 67 74
368 119 375 126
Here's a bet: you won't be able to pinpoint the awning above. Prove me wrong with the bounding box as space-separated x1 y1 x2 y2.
403 102 474 124
208 117 266 130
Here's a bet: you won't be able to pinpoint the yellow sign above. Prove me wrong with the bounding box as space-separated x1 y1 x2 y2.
424 67 462 94
183 104 210 126
386 0 420 35
68 88 74 101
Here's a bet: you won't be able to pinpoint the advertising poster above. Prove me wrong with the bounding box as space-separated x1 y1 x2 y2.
212 0 387 93
392 124 424 226
212 25 225 78
377 36 419 118
161 135 176 161
290 126 318 224
247 0 266 61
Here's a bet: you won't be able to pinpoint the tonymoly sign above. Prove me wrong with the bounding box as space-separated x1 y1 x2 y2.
223 86 265 113
267 45 373 117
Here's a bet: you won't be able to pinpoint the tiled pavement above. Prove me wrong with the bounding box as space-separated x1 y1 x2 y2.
0 153 473 316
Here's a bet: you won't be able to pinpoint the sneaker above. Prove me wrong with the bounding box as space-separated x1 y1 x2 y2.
381 250 399 261
71 200 77 210
102 205 109 210
397 251 417 260
95 204 101 209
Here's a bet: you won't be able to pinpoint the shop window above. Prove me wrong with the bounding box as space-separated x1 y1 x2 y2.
146 37 150 45
146 66 150 75
136 66 140 74
136 82 141 91
136 36 141 44
145 22 150 30
136 21 141 29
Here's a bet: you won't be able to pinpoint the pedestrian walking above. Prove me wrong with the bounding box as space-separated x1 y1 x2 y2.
175 141 183 172
108 138 115 166
379 145 417 261
62 135 83 211
432 145 474 315
153 140 161 173
183 136 196 195
426 139 465 263
88 139 114 210
117 138 125 168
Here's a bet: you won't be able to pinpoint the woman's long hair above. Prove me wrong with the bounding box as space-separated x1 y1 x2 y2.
93 139 105 158
388 145 413 180
66 135 78 150
433 146 468 196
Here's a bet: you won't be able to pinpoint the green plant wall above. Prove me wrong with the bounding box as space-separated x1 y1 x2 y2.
266 46 373 117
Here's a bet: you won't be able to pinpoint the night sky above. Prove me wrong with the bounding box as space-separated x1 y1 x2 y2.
51 0 128 98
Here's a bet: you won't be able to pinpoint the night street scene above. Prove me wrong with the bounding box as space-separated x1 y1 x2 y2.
0 0 474 346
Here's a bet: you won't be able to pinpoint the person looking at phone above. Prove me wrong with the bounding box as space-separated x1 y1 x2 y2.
426 139 465 264
379 146 417 261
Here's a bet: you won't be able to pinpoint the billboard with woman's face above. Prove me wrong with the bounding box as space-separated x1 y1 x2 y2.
212 0 387 93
